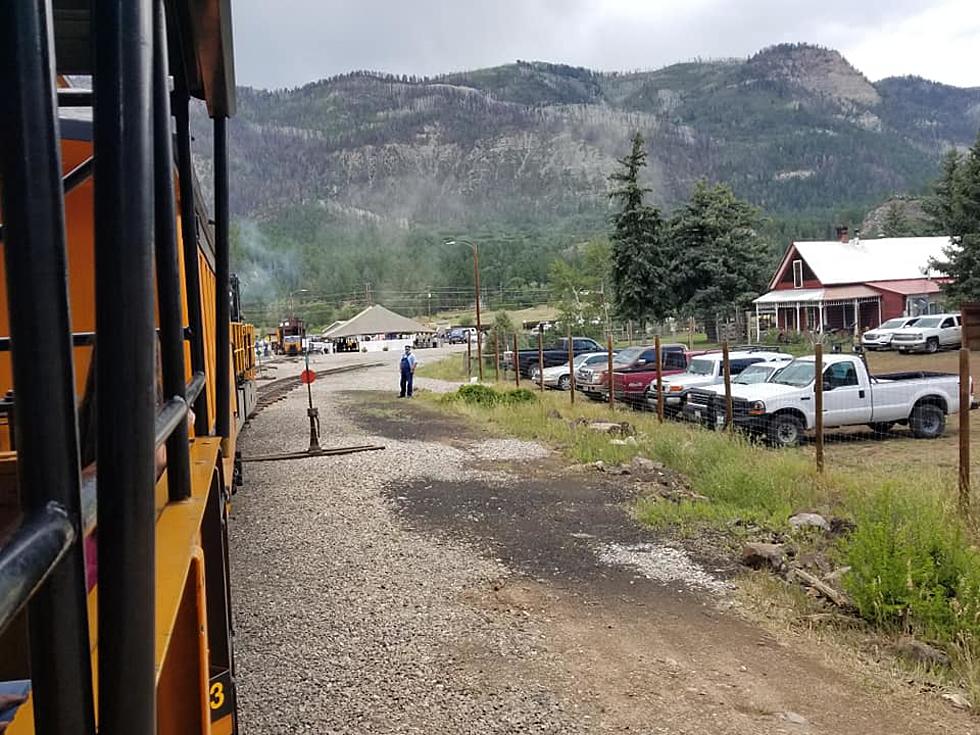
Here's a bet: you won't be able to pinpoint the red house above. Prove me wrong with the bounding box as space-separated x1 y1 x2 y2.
753 231 951 339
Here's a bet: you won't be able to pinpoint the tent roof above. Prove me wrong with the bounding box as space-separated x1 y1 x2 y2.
323 305 434 338
770 236 952 289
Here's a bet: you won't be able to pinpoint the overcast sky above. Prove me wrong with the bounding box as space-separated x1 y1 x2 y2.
232 0 980 90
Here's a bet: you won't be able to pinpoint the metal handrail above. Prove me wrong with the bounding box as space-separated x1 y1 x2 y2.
0 503 75 635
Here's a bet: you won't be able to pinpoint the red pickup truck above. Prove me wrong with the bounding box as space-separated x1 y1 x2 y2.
576 343 689 404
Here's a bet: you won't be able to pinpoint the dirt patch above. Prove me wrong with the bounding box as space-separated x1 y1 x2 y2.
340 390 489 445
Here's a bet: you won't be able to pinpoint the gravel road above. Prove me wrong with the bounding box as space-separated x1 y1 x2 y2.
231 362 588 734
231 360 974 734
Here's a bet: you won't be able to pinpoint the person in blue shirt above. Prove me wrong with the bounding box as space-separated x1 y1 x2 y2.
399 344 417 398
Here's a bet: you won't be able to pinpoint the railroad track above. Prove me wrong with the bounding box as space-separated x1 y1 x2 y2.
253 361 384 414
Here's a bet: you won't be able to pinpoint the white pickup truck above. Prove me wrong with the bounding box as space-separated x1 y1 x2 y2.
721 354 968 447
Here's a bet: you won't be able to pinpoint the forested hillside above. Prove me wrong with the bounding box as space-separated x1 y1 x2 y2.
191 43 980 319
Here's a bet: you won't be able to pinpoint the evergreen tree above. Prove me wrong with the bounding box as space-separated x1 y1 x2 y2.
927 133 980 303
488 310 516 351
880 201 914 237
549 239 611 338
607 133 670 325
669 181 771 327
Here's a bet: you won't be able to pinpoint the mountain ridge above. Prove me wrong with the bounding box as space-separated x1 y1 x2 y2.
198 43 980 300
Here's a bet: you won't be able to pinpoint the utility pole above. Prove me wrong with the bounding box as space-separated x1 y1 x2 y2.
446 239 483 380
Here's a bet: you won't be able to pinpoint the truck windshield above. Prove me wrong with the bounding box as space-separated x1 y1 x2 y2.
613 347 644 365
686 358 716 376
880 318 914 329
913 317 943 328
734 365 773 384
773 361 815 387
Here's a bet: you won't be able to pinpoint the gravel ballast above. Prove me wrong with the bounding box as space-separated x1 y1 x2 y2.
230 363 586 733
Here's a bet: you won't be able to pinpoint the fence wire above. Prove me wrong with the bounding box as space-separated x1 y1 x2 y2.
460 333 976 508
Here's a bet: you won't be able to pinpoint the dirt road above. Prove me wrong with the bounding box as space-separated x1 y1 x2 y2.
231 367 971 733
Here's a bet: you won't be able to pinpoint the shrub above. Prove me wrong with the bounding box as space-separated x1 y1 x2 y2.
841 485 980 646
445 384 538 408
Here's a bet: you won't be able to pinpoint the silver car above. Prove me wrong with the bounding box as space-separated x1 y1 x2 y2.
860 316 921 351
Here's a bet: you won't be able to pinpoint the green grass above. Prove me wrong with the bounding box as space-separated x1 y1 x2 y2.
416 354 471 381
424 382 980 697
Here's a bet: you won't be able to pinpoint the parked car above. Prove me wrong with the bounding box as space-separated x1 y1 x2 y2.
704 354 968 446
646 350 793 416
682 359 791 426
307 339 329 354
531 351 609 390
513 337 603 377
890 313 961 353
447 327 477 344
576 344 687 403
614 345 692 406
860 316 921 351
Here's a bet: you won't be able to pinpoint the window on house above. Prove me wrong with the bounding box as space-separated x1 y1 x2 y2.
792 260 804 289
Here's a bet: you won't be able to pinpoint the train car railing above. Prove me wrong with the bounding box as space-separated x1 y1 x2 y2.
0 3 98 734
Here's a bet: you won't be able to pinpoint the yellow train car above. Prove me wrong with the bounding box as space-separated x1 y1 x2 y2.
0 2 249 734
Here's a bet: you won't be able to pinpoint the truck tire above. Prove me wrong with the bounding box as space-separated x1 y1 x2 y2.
868 422 895 436
909 403 945 439
926 337 939 354
767 414 803 448
557 374 571 391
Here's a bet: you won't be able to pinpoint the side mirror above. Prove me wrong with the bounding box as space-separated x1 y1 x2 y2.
822 380 833 392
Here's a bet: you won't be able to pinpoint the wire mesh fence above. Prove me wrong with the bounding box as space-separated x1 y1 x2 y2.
455 331 977 510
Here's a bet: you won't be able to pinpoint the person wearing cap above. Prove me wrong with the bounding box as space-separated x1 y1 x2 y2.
399 344 417 398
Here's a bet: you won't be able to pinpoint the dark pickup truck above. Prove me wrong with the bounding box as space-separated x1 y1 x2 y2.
513 337 603 377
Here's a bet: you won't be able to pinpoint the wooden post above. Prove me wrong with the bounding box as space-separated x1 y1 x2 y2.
566 325 575 404
513 333 520 388
815 343 824 472
494 333 500 382
466 338 472 377
959 347 970 512
655 335 664 424
688 317 694 351
607 334 615 411
538 330 544 393
722 341 733 432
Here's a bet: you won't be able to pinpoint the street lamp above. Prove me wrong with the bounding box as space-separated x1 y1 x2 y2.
445 239 483 380
287 288 308 318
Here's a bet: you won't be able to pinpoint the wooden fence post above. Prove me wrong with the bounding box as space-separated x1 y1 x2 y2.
538 330 544 393
959 347 970 512
513 333 520 388
494 333 500 382
655 335 664 424
722 341 733 432
815 343 824 472
566 325 574 404
607 334 614 411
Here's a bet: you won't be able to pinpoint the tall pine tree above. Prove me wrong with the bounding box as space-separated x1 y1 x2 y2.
669 182 770 331
607 133 671 326
927 133 980 303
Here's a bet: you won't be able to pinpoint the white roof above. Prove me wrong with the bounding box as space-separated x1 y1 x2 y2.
322 304 434 338
772 236 953 288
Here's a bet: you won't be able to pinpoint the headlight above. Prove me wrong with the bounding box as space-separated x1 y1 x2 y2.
748 400 766 415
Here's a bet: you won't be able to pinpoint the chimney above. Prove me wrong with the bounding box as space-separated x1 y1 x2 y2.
835 225 849 242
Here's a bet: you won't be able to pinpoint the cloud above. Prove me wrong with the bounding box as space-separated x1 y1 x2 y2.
231 0 980 89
